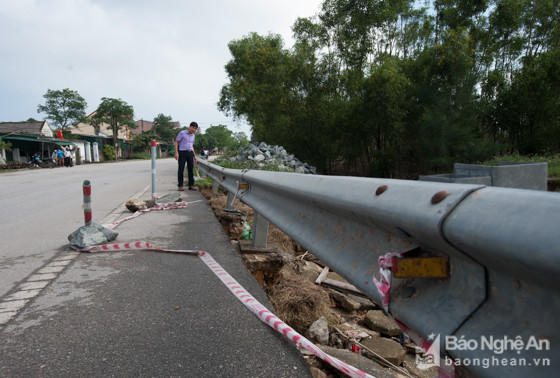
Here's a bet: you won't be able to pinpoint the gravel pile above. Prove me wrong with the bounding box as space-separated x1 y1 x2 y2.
224 142 317 174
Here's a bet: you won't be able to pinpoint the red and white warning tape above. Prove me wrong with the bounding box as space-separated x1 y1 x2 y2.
73 241 373 378
373 253 455 378
372 252 403 312
104 200 202 230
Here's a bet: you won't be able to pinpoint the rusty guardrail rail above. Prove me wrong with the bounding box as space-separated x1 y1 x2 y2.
198 159 558 377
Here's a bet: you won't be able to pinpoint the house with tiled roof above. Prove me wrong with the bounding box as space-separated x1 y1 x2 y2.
0 121 54 137
0 121 75 163
132 119 154 137
71 111 131 140
67 111 138 160
131 119 181 137
130 119 180 158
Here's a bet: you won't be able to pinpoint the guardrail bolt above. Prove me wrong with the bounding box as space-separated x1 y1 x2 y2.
431 191 449 204
376 185 388 195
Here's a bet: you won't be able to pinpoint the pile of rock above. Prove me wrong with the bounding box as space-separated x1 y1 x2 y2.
301 271 437 377
222 142 317 174
239 248 438 377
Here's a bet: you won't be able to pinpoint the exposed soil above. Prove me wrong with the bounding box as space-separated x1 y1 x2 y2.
199 186 437 378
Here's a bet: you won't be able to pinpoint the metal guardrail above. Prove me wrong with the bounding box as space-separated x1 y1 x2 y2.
198 159 559 377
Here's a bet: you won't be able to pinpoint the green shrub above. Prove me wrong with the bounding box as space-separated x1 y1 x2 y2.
103 145 116 161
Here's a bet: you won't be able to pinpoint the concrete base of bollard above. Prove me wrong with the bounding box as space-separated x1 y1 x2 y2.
68 222 118 248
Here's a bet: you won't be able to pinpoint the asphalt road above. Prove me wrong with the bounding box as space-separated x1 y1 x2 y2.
0 159 164 298
0 159 311 377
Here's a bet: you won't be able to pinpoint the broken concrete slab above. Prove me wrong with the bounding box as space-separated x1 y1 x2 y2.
360 337 407 366
316 345 395 378
363 310 403 337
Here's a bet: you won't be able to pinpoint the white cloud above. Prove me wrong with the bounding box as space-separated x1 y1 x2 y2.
0 0 323 136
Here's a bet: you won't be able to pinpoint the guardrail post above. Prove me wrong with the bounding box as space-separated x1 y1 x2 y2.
226 191 236 211
212 180 219 195
252 212 269 248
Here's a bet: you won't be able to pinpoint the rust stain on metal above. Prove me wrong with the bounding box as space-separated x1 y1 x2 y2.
431 191 450 204
355 229 364 241
337 219 345 233
376 185 388 195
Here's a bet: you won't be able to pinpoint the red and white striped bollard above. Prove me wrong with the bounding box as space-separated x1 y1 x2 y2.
83 180 92 226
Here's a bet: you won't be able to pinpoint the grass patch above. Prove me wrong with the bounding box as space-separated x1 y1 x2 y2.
194 176 214 190
478 153 560 178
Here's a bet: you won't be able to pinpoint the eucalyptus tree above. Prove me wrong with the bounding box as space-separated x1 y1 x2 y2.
219 0 558 176
479 0 560 153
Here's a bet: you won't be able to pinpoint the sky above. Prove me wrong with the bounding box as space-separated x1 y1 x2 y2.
0 0 324 137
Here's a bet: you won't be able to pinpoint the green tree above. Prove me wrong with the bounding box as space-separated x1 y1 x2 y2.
479 0 560 153
233 132 249 149
219 33 292 143
131 133 153 153
37 88 88 129
219 0 559 177
191 126 249 154
339 58 411 176
204 125 237 151
195 133 210 153
495 47 560 153
219 28 346 172
132 114 178 152
152 113 177 142
91 97 136 159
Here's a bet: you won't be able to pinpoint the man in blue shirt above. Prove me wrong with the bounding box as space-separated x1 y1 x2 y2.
174 121 199 191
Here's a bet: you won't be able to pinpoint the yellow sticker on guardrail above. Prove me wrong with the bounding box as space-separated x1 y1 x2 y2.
393 257 449 278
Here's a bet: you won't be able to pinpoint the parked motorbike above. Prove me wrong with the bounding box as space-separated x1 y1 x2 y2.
29 155 55 168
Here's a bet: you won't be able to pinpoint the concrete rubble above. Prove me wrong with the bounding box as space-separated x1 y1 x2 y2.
125 193 182 212
67 222 118 248
70 194 185 248
237 243 437 377
201 154 438 377
220 142 317 174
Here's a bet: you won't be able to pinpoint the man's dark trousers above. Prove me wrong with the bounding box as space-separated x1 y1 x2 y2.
178 150 195 188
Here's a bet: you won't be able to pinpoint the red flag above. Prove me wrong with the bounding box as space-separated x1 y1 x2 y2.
56 129 64 141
